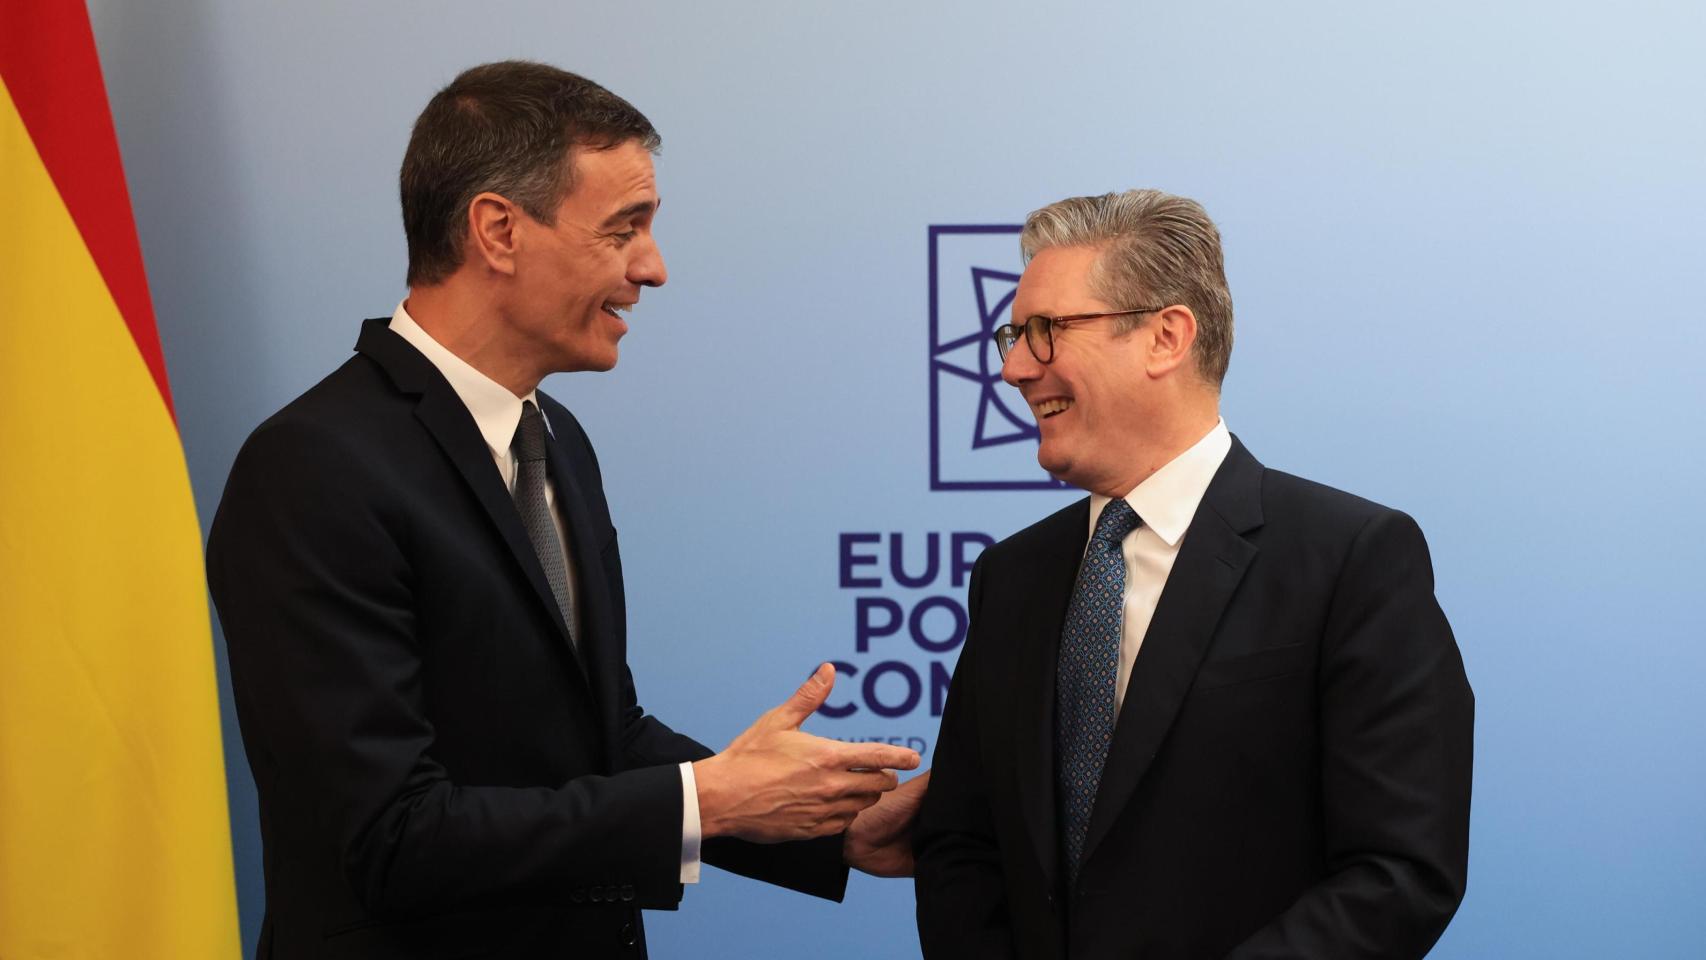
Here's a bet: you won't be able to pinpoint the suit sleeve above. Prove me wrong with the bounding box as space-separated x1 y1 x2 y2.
914 557 1018 958
1225 510 1473 960
208 418 686 916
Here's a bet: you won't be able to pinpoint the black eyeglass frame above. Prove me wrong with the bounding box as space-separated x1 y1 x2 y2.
992 307 1165 363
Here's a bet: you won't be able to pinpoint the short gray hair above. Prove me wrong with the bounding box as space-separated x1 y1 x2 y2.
1020 189 1233 387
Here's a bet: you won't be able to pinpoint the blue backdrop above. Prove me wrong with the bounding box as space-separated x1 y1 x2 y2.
87 1 1706 956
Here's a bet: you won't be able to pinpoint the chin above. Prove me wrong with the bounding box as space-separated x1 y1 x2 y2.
1036 447 1073 485
590 332 624 371
547 348 619 375
1040 449 1106 492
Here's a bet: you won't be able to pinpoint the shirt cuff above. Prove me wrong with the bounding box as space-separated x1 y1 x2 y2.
679 761 702 884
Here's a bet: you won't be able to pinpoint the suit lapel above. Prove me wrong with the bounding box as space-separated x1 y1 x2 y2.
1013 499 1090 894
1079 438 1265 870
355 320 582 663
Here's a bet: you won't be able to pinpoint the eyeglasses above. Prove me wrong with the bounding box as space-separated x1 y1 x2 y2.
993 307 1163 363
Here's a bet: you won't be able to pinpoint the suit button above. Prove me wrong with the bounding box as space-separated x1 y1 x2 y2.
620 921 636 946
590 887 604 903
605 885 618 901
621 884 635 902
570 889 585 904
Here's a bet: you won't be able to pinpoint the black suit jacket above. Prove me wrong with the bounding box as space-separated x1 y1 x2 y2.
208 319 845 960
914 438 1472 959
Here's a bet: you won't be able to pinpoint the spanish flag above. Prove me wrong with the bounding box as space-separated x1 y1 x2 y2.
0 3 240 957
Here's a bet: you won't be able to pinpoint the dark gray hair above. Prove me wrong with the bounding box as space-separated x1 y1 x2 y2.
400 60 661 286
1020 189 1233 387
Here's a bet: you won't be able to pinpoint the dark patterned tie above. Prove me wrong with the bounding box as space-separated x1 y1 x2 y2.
512 401 576 648
1056 498 1141 883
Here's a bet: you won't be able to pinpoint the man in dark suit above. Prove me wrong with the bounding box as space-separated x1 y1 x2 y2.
914 190 1473 959
207 61 922 959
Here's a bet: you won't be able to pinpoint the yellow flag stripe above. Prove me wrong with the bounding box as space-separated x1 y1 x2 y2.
0 78 239 959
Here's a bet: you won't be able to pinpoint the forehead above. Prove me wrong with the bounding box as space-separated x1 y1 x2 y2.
1013 245 1110 315
562 139 658 210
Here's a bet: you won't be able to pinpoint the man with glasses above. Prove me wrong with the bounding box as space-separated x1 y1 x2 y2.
914 190 1473 959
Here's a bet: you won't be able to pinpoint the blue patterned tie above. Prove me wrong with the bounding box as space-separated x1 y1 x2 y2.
1056 498 1141 883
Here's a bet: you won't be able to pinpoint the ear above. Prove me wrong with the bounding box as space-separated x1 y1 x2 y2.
1145 305 1198 379
465 192 520 276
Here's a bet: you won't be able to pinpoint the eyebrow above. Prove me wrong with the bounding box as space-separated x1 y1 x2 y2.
599 197 659 228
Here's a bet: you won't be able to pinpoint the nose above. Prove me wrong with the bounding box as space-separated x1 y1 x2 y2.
630 232 667 288
1001 334 1042 387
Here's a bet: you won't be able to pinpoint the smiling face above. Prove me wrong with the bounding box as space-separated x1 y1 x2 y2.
504 138 666 377
1002 244 1159 496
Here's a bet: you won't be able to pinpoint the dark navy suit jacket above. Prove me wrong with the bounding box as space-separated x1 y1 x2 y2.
209 319 843 959
915 438 1472 959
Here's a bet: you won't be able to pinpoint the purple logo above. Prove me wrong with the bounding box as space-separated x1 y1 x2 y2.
928 225 1067 491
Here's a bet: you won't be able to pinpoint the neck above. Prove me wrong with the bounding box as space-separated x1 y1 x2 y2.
405 282 539 398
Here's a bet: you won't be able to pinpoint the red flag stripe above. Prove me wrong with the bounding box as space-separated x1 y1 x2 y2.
0 0 175 419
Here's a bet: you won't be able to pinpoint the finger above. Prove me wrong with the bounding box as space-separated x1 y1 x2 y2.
822 770 898 799
861 769 902 794
821 742 921 772
801 793 882 825
764 662 835 730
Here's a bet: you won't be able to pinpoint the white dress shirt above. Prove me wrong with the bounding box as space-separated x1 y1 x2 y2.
1085 419 1233 709
389 303 703 883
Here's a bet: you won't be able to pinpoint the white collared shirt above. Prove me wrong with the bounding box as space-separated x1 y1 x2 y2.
388 303 703 884
1086 419 1233 709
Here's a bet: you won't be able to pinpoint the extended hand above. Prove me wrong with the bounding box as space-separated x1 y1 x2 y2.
845 769 930 877
694 663 921 842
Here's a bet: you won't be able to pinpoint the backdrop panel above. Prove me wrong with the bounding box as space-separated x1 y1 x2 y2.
86 1 1706 956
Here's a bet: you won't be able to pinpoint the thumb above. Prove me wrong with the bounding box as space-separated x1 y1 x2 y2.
769 662 835 729
900 769 931 802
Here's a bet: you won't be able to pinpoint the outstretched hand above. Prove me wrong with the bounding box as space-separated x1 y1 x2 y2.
693 664 921 843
